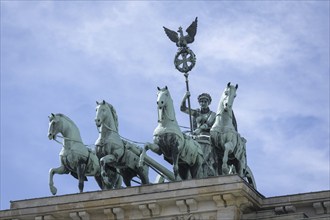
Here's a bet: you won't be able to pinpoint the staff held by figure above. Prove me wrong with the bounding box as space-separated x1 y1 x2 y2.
163 17 198 133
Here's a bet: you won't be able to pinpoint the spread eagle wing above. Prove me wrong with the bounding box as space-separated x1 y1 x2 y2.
163 26 179 43
185 17 198 44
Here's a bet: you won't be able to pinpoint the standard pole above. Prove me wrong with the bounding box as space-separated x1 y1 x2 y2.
184 73 193 133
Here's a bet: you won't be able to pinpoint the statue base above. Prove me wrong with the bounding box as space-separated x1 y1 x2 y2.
1 175 329 219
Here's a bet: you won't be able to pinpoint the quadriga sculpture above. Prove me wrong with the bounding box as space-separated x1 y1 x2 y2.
210 83 256 188
139 86 204 180
95 100 149 187
47 113 104 195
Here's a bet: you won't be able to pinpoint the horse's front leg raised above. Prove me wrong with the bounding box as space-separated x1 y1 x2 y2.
138 142 159 167
100 155 117 189
49 165 69 195
138 144 148 168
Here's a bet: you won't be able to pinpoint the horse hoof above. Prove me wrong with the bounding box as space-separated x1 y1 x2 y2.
50 185 57 195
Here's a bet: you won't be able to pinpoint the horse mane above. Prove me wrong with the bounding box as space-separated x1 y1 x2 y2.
217 90 227 114
104 102 119 131
55 113 82 135
56 113 77 128
158 87 176 122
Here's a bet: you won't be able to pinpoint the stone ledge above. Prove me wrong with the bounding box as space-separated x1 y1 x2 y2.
1 175 261 220
9 175 258 210
1 175 329 220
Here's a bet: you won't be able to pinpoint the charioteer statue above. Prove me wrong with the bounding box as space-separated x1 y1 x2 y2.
181 91 217 177
181 91 216 135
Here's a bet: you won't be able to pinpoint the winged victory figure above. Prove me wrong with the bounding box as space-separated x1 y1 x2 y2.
163 17 198 48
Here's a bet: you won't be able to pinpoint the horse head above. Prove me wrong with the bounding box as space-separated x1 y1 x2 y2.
48 113 60 140
221 82 238 113
95 100 119 132
157 86 170 109
157 86 175 122
95 100 107 128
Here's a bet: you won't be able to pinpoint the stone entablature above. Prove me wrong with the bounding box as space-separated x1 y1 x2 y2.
0 175 329 220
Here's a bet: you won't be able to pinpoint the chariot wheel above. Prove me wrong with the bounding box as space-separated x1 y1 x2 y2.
174 47 196 73
244 165 257 189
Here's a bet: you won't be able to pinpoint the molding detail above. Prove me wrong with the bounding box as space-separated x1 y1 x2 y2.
113 207 125 220
149 203 161 216
176 200 188 213
324 201 330 214
104 208 115 219
275 205 296 215
313 202 326 215
212 194 225 207
35 216 55 220
69 211 90 220
139 204 151 217
186 198 198 211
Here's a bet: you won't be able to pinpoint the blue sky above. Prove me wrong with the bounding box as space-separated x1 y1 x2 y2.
1 1 329 210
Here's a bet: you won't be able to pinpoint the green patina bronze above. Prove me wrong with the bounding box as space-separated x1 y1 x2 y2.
47 18 256 195
163 17 197 73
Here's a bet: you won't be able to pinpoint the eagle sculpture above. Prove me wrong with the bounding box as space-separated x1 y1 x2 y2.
163 17 198 48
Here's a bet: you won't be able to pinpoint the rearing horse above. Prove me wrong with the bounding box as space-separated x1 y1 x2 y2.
48 113 103 195
95 100 149 187
210 83 256 188
139 86 204 180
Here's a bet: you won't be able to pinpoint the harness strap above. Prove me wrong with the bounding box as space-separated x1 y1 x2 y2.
54 135 87 146
99 122 146 145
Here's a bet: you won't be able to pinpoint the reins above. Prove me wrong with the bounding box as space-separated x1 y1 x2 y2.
52 135 92 148
97 121 147 146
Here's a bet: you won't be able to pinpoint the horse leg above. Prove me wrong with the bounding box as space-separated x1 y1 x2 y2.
139 144 148 168
178 163 189 180
171 144 180 180
138 165 150 185
222 142 234 175
139 142 160 167
238 142 247 177
122 171 132 187
99 157 109 189
211 131 222 176
102 167 120 190
190 155 204 179
94 173 104 190
77 163 87 193
49 165 69 195
212 147 219 175
100 155 118 189
236 153 246 177
213 146 223 176
115 172 123 189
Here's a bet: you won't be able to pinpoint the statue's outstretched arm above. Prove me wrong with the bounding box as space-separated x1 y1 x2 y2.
180 91 197 116
180 91 190 112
